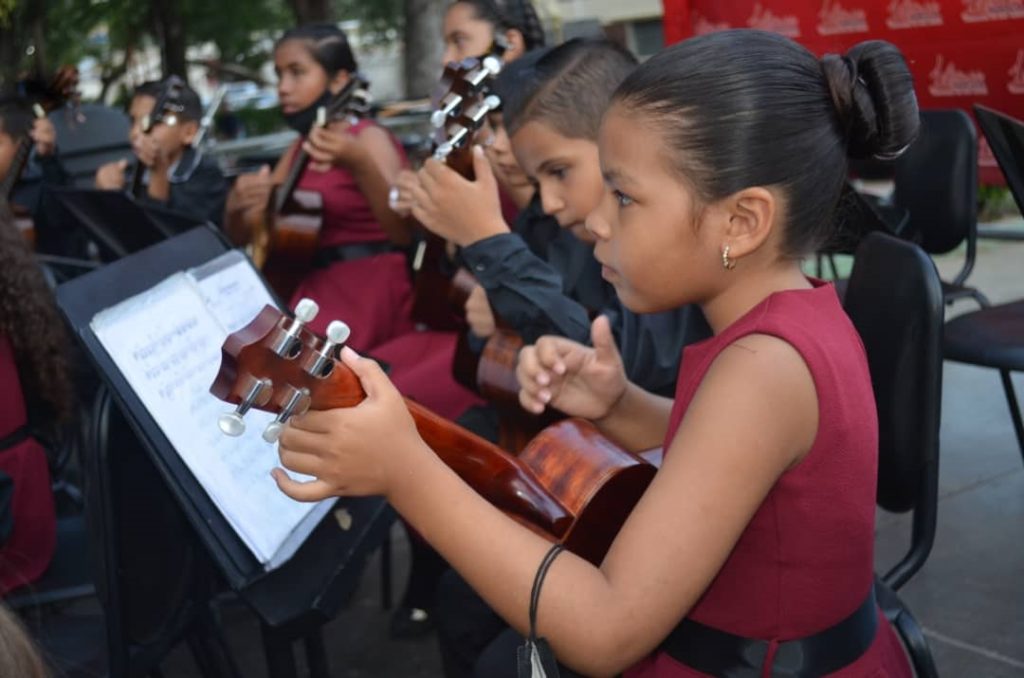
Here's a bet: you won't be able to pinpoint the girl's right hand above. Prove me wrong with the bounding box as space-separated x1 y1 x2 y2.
517 315 627 419
388 169 419 217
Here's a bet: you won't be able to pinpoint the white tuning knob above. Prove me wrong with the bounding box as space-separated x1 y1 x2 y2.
483 94 501 112
326 320 351 346
262 422 284 443
482 55 502 75
218 412 246 436
430 109 447 128
294 298 320 324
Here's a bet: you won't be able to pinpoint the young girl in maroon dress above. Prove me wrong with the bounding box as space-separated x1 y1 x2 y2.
269 30 919 677
224 24 415 352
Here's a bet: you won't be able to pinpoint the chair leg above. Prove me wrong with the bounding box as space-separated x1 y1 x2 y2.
892 605 940 678
260 622 298 678
304 629 330 678
999 370 1024 465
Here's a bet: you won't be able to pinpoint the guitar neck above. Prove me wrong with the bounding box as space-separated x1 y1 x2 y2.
276 146 311 213
0 137 35 200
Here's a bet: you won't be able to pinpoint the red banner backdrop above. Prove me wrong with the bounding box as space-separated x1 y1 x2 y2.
661 0 1024 184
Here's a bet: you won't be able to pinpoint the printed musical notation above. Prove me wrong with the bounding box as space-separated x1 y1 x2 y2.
90 252 334 570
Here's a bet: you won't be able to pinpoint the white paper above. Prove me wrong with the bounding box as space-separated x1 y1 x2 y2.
90 253 334 569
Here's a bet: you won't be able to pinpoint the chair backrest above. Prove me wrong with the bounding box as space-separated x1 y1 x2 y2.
894 109 978 256
49 103 132 188
843 232 944 589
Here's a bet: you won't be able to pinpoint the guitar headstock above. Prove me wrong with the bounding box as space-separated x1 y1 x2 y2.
322 74 372 125
141 76 188 133
209 298 362 443
429 53 504 178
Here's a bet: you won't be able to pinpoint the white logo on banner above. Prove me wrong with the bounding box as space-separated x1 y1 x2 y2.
886 0 944 28
692 10 731 35
818 0 870 34
1009 49 1024 94
747 2 802 37
929 55 989 96
961 0 1024 22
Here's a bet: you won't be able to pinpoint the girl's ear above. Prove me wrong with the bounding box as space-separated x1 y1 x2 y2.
503 28 526 62
718 187 777 262
328 69 351 95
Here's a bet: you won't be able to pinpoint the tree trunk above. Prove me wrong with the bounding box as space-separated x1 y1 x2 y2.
403 0 444 99
0 23 21 90
152 0 188 79
288 0 332 24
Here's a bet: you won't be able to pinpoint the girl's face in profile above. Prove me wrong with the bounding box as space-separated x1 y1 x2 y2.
588 106 723 313
442 3 495 65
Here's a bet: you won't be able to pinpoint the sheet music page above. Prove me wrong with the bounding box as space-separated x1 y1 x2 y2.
91 258 333 569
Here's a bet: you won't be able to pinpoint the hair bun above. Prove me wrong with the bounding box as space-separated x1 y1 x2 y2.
822 41 919 160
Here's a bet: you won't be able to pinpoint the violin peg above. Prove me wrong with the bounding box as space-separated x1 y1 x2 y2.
325 320 350 346
218 411 246 437
294 298 319 324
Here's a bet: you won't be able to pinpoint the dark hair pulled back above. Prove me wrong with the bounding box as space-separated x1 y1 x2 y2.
453 0 546 52
613 30 919 257
276 23 358 77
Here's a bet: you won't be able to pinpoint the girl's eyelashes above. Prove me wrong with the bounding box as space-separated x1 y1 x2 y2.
548 166 567 180
613 189 634 207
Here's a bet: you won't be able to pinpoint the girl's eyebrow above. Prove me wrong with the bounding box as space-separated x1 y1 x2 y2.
537 157 569 173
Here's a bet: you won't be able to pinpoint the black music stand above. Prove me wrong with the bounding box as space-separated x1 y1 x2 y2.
55 227 396 678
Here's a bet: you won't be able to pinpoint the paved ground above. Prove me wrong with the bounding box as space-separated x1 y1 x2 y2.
29 219 1024 677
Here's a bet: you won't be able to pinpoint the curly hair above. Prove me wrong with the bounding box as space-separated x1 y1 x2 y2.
0 203 73 424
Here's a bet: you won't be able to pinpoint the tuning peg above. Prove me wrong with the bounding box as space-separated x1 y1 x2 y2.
304 320 351 378
217 378 273 437
482 55 502 76
326 320 351 346
262 387 311 443
433 140 454 162
482 95 501 112
294 298 319 324
274 298 319 359
431 93 464 128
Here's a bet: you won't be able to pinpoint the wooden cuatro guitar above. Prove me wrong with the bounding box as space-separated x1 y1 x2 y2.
409 47 505 331
245 76 372 300
209 300 656 565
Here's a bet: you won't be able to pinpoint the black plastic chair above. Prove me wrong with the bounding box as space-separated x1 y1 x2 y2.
843 232 943 678
895 109 987 308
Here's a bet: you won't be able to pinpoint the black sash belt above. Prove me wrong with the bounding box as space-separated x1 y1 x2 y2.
0 426 30 452
659 588 878 677
313 241 394 268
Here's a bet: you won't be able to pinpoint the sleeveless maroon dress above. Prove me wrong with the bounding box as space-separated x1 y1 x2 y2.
625 281 911 677
286 120 482 420
0 337 56 595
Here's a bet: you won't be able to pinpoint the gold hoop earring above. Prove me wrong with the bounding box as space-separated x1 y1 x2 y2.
722 245 736 271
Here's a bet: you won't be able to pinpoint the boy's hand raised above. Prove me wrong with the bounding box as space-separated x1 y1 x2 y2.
410 145 510 247
30 118 56 157
517 315 628 420
95 159 128 190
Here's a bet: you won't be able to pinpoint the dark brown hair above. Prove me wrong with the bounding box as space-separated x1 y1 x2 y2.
501 38 637 141
613 30 919 257
452 0 546 52
0 203 73 423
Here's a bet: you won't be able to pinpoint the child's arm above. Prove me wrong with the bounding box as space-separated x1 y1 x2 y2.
304 122 413 246
273 332 817 676
223 150 291 245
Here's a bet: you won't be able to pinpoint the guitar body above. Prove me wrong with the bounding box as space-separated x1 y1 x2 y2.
250 187 324 301
211 304 657 565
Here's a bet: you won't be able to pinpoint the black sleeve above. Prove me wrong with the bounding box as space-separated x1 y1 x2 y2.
604 301 712 397
163 157 228 226
460 233 592 345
